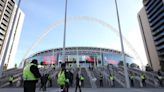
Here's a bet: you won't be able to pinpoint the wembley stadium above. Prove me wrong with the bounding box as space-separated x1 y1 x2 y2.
25 47 136 67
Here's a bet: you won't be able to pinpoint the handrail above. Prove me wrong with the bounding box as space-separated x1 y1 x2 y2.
85 68 97 88
0 72 22 88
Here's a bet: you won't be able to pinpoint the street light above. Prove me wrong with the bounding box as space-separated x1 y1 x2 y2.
114 0 130 88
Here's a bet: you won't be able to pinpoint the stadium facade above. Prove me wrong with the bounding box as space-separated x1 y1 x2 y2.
25 47 136 68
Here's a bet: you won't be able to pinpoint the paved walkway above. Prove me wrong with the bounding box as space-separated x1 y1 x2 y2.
0 88 164 92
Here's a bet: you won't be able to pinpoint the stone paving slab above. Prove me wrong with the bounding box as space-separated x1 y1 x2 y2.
0 88 164 92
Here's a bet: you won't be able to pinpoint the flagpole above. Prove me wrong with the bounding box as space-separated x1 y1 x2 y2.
62 0 68 63
114 0 130 88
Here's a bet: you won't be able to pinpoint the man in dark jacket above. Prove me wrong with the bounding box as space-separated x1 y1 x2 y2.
68 70 73 87
75 69 82 92
40 74 48 91
23 59 41 92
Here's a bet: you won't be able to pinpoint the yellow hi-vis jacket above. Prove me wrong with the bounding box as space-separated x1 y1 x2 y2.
23 63 38 80
57 71 66 86
9 76 13 81
80 76 84 81
109 75 114 80
141 74 145 80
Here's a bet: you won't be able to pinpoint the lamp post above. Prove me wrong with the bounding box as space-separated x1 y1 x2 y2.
114 0 130 88
62 0 68 63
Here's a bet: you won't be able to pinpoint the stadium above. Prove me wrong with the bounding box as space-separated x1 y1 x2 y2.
25 47 137 68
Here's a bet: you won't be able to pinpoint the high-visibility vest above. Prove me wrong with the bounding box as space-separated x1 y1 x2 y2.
9 76 13 81
109 76 114 80
158 76 162 80
130 75 134 79
57 71 66 86
48 75 51 80
100 75 103 79
23 63 38 80
141 75 145 80
80 76 84 81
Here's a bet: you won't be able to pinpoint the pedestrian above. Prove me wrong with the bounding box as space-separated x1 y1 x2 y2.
75 68 82 92
48 74 52 87
57 63 69 92
40 74 48 91
80 74 85 87
52 64 56 70
140 73 146 87
99 73 103 87
23 59 41 92
65 69 70 92
9 75 14 87
157 70 163 87
109 74 114 87
129 73 134 87
15 64 17 69
68 70 73 87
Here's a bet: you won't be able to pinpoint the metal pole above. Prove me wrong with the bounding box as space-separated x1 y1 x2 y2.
62 0 68 63
114 0 130 88
76 48 79 67
0 0 22 77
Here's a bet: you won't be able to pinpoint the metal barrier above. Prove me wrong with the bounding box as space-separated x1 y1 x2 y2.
85 68 97 88
0 72 23 88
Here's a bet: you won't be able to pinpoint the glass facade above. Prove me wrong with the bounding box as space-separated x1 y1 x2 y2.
26 47 135 68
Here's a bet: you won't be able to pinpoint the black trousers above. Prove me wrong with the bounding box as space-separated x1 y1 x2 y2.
100 80 103 87
60 85 66 92
9 81 13 86
40 82 46 91
75 84 81 92
24 81 37 92
49 79 52 87
130 79 134 87
159 80 163 87
142 79 146 87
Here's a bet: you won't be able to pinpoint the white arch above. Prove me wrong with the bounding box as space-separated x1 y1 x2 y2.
22 16 143 67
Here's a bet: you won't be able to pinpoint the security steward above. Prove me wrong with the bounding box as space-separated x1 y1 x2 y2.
99 73 103 87
80 74 85 87
57 63 69 92
109 74 114 87
140 73 146 87
129 73 134 87
157 71 163 87
9 75 14 86
23 59 41 92
48 74 52 87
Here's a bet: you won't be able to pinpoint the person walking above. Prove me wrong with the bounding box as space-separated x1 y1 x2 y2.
40 74 48 91
99 73 103 87
140 73 146 87
57 63 69 92
157 70 163 87
48 74 52 87
129 73 134 87
80 74 85 87
109 74 114 87
23 59 41 92
75 68 82 92
68 70 73 87
9 75 14 87
65 69 70 92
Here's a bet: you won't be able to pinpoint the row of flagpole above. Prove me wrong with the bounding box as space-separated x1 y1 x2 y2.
62 0 130 88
